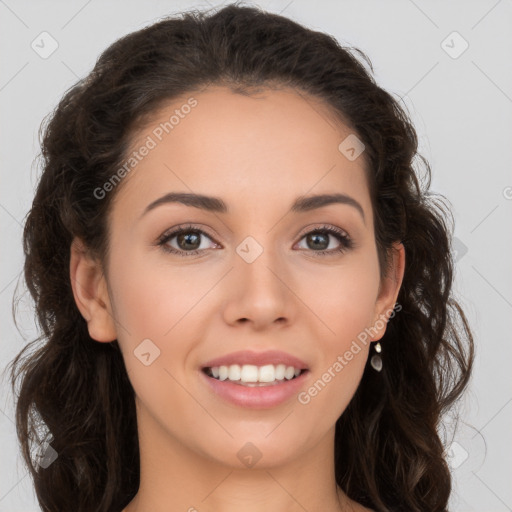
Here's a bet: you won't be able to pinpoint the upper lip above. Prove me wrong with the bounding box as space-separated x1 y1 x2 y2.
201 350 309 370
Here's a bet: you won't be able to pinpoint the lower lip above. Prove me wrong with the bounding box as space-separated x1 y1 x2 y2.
200 369 310 409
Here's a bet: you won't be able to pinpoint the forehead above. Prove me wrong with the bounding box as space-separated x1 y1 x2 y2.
112 85 371 219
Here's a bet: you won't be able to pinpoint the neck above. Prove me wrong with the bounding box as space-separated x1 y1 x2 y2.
122 401 361 512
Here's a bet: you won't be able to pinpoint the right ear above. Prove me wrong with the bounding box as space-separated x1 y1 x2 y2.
69 237 117 342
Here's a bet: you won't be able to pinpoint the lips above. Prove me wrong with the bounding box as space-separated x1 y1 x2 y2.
200 366 310 409
201 349 309 370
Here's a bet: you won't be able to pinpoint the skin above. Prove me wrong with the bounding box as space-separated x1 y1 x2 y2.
70 85 405 512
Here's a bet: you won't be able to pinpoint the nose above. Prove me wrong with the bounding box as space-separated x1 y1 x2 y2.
221 241 295 331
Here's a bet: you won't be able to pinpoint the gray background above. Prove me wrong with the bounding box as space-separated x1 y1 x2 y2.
1 0 511 510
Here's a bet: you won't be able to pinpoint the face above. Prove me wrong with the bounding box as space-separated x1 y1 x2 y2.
73 85 403 471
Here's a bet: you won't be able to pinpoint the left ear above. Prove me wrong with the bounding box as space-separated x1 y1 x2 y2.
371 241 405 341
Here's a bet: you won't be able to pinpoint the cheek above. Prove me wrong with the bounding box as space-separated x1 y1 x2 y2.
108 251 200 339
107 253 215 389
308 259 381 341
108 256 200 416
304 254 379 407
300 271 375 423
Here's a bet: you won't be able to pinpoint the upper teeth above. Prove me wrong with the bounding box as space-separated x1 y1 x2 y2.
209 364 302 383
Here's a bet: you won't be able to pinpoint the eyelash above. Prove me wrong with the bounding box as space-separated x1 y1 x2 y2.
156 223 354 258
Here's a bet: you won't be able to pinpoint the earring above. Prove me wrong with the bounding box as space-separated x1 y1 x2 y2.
370 342 382 372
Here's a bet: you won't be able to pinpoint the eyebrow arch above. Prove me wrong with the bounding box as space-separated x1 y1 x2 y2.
140 192 365 223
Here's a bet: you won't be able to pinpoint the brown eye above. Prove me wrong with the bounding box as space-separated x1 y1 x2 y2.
305 232 330 251
176 231 202 251
296 226 354 256
157 225 218 256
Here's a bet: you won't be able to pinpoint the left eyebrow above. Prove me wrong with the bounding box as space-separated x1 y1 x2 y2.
140 192 365 224
290 193 365 223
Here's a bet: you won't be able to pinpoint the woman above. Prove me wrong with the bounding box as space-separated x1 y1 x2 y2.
8 3 474 511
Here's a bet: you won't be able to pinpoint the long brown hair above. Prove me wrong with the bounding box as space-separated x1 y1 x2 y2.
7 3 474 511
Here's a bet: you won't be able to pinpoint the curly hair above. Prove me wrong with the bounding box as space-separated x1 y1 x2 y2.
7 2 474 511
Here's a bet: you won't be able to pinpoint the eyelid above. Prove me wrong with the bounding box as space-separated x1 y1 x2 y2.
156 223 220 248
157 222 354 256
295 223 350 239
158 223 351 242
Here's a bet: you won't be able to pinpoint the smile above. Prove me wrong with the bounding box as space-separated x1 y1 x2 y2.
203 363 305 384
200 366 310 409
